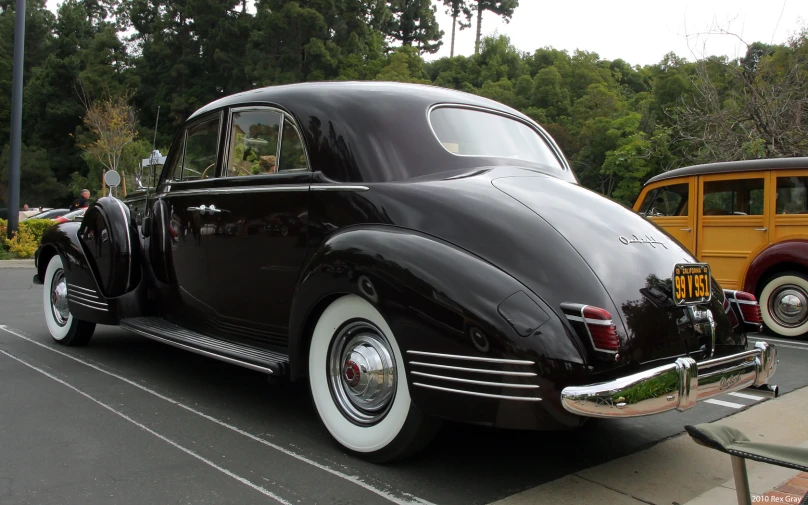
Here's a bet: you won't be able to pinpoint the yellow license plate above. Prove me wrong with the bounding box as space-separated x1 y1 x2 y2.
673 263 712 306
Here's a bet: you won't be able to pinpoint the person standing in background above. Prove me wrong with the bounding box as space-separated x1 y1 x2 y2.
70 189 91 211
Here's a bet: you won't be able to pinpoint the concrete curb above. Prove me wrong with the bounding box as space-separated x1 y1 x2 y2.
489 386 808 505
0 259 35 268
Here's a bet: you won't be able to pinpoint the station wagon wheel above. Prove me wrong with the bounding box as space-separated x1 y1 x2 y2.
759 272 808 339
42 254 96 346
308 294 440 462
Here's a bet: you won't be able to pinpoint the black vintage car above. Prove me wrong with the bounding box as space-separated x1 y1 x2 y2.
34 82 779 462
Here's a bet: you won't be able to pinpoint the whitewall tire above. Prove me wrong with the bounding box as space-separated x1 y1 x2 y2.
308 294 439 462
43 254 96 346
759 272 808 339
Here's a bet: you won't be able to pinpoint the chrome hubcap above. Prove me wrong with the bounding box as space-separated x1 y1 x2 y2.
328 321 396 425
769 285 808 328
50 269 69 327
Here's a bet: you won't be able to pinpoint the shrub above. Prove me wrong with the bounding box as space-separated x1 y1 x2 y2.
0 217 55 259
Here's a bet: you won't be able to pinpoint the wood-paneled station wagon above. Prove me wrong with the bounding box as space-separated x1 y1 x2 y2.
634 158 808 339
34 83 779 461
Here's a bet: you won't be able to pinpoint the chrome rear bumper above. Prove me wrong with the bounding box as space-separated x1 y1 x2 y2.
560 342 778 417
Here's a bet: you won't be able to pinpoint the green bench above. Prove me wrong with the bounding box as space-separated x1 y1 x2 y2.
686 423 808 505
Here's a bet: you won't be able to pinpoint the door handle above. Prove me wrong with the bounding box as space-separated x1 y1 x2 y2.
680 228 692 232
186 204 225 215
754 227 768 232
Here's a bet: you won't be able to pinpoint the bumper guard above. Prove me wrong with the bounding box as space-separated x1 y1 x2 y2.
560 341 778 417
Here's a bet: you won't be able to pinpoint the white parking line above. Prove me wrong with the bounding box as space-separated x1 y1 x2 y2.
704 399 745 409
750 337 808 348
727 392 764 401
0 348 293 505
749 339 808 351
0 325 435 505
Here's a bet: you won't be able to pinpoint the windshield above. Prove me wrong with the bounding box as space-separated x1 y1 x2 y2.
429 107 563 170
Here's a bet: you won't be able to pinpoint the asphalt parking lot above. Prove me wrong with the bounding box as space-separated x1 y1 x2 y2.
2 266 807 505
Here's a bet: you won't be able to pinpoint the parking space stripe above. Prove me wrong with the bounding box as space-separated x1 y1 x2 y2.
704 398 745 409
0 348 293 505
0 325 436 505
727 392 765 401
749 339 808 351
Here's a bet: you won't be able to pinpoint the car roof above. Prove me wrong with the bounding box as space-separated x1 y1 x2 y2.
184 81 572 183
645 157 808 186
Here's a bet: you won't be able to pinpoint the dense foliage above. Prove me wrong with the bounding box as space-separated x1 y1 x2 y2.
0 218 53 258
1 0 806 210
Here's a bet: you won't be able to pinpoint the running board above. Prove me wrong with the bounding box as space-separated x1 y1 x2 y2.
119 317 289 375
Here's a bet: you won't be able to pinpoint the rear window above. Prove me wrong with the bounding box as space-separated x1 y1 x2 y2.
429 107 563 169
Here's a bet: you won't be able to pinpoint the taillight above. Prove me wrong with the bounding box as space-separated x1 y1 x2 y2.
582 306 620 352
561 303 620 354
734 291 763 324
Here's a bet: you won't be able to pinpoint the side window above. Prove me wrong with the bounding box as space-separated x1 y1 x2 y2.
776 176 808 214
164 133 185 182
182 117 221 181
278 119 308 172
227 109 282 176
703 178 765 216
639 183 689 216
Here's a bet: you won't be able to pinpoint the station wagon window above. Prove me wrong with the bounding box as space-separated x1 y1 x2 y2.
227 109 308 176
776 176 808 214
703 178 765 215
639 183 689 216
181 117 221 181
429 107 562 169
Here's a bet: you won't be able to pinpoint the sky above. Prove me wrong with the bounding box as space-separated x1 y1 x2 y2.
45 0 807 67
428 0 807 65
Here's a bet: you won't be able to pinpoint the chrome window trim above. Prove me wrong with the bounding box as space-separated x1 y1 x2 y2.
413 382 542 402
411 371 539 389
409 361 537 377
426 103 568 171
310 185 369 192
224 106 311 178
406 350 534 365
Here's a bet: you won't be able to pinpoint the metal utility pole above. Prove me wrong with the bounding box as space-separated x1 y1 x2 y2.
6 0 25 239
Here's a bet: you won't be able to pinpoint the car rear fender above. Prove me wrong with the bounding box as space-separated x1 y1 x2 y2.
744 239 808 294
288 224 587 379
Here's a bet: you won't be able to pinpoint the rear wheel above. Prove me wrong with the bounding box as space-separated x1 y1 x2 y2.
759 272 808 339
43 254 96 346
308 294 440 462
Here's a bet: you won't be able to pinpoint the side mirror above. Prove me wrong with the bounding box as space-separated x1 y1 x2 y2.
104 170 121 188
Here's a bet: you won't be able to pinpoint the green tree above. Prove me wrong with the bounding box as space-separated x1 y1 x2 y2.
384 0 443 54
472 0 517 55
442 0 472 57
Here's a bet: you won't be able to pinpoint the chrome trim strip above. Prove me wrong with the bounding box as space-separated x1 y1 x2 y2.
161 186 309 197
565 315 614 326
406 350 534 365
411 371 539 389
560 341 778 418
67 294 108 307
565 305 618 354
408 361 537 377
120 326 274 375
68 299 109 312
310 185 370 192
66 284 98 296
413 382 542 401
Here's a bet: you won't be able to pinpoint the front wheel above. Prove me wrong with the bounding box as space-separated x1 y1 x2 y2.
308 294 440 462
759 272 808 339
43 254 96 346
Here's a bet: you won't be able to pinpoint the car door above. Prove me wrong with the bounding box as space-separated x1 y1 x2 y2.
697 172 770 289
770 170 808 241
202 106 311 349
635 178 695 252
153 112 225 330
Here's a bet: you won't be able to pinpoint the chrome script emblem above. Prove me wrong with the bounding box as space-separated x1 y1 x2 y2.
619 234 668 249
719 374 742 391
